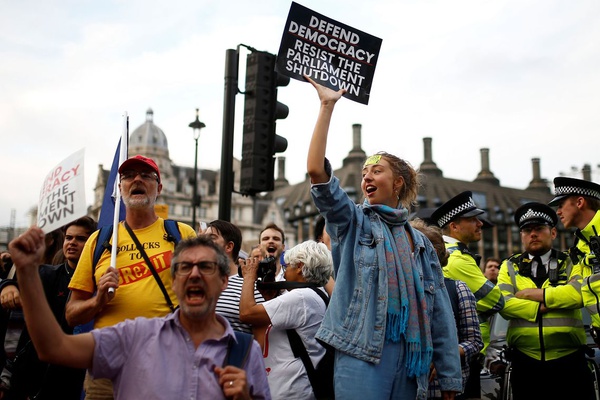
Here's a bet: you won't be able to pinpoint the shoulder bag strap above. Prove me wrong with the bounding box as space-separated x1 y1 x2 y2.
309 287 330 307
286 328 319 390
124 221 176 312
257 281 320 291
286 287 328 393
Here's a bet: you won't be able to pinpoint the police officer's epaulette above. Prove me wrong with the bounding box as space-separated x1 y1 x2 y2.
512 253 534 277
506 253 524 264
569 245 586 265
456 242 470 253
556 250 569 263
452 242 481 264
503 253 527 277
446 244 460 254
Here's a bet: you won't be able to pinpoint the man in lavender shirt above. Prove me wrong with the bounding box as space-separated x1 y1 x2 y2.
8 231 270 400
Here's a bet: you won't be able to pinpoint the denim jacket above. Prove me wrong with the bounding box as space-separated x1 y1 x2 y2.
311 165 462 397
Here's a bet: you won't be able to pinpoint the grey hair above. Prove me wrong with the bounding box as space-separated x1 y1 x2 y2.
171 235 230 277
284 240 333 286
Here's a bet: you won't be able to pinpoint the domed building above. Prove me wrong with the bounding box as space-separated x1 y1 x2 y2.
129 109 173 179
91 108 294 254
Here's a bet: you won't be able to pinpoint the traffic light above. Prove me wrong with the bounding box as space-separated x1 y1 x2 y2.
240 51 289 195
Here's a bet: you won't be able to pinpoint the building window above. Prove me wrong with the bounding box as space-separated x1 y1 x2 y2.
472 192 487 209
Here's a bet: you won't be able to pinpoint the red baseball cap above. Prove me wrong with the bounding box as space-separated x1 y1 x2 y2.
118 155 161 182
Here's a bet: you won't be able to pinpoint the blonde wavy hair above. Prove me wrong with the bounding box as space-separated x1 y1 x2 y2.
376 151 421 209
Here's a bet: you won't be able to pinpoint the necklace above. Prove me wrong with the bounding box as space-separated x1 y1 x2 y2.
64 262 74 277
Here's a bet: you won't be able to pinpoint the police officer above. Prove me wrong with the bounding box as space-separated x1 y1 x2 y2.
498 202 594 399
548 177 600 344
431 191 505 399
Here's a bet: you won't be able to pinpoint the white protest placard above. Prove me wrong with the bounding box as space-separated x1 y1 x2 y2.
277 2 383 105
38 148 86 233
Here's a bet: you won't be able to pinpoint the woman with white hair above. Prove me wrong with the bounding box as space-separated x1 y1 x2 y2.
240 240 332 400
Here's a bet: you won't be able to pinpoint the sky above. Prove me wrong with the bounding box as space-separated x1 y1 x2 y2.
2 0 599 228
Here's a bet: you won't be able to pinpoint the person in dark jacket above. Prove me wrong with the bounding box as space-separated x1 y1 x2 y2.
0 216 96 400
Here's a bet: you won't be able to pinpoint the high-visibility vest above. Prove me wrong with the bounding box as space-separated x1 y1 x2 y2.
576 211 600 327
498 250 585 361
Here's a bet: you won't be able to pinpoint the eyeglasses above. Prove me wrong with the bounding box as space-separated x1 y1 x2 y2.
281 263 298 273
120 171 159 182
173 261 219 276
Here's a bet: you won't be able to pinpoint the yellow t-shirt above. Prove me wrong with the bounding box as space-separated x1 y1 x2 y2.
69 218 196 328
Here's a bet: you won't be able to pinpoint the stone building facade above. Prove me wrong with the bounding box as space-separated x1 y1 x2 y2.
90 108 597 265
276 127 591 265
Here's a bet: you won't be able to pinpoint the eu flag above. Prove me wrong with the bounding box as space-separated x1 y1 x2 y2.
97 139 127 228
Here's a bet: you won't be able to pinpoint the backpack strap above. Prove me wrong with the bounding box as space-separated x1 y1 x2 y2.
225 331 253 368
92 224 114 285
91 219 181 285
163 219 182 244
443 278 460 328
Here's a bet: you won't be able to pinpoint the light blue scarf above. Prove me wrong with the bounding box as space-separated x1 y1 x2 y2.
368 203 433 378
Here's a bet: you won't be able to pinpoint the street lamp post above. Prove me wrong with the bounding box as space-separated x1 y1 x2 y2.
188 108 206 230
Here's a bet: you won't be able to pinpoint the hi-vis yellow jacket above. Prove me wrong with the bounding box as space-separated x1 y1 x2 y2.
443 240 504 351
498 250 585 361
576 211 600 328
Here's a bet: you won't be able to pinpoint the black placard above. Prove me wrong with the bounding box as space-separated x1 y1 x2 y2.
276 2 383 105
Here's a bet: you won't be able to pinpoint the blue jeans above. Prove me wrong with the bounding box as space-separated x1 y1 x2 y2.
334 340 419 400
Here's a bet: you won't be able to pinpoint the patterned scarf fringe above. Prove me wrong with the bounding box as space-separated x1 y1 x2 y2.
385 309 407 343
406 342 434 378
386 312 432 377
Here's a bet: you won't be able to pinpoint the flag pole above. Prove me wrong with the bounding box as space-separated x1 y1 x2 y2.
108 112 128 294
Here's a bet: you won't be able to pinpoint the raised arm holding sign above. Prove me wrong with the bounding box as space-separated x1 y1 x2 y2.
304 76 462 399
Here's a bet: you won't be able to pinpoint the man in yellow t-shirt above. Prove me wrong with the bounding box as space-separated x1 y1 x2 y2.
66 155 195 399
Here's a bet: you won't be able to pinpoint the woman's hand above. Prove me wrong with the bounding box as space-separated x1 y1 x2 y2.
241 256 259 282
304 75 346 107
